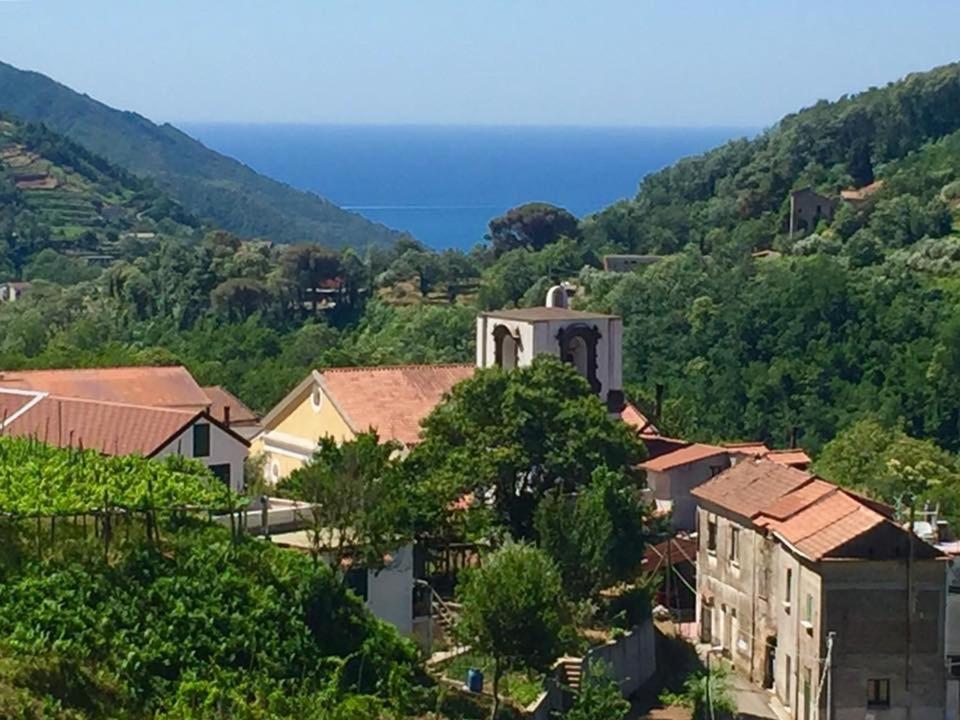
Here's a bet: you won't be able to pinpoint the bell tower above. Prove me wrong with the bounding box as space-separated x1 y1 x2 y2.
475 286 624 412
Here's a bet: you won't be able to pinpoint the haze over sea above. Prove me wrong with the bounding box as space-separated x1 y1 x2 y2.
182 124 752 250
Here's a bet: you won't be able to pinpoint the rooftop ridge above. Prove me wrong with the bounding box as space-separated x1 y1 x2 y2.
319 363 475 374
0 364 188 375
25 392 199 417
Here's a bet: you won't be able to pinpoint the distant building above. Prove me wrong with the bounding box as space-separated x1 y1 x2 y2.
692 459 946 720
0 281 31 303
640 443 730 530
840 180 884 205
789 187 837 237
602 254 662 272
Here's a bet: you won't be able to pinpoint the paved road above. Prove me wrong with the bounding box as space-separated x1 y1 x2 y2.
728 672 779 720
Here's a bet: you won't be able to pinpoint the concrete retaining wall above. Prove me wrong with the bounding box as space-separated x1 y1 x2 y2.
526 620 656 719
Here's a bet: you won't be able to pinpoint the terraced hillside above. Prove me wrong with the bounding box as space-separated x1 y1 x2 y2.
0 114 200 265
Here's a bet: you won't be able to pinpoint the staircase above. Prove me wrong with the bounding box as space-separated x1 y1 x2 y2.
557 656 584 692
432 588 459 635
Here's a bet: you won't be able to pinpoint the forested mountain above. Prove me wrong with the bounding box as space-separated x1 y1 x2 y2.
0 60 402 249
584 61 960 255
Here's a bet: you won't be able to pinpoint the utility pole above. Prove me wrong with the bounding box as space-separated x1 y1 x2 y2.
906 497 915 720
825 631 835 720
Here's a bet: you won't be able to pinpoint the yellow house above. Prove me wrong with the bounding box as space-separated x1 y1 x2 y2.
252 364 475 483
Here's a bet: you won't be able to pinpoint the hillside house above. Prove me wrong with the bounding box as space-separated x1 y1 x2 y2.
789 187 837 237
0 281 30 302
253 364 476 482
638 439 812 531
0 366 255 491
692 460 945 720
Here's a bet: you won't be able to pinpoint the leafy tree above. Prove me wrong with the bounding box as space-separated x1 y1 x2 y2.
488 202 579 256
455 541 569 720
815 418 960 524
535 467 649 599
276 431 411 571
210 277 271 320
566 661 630 720
411 357 646 537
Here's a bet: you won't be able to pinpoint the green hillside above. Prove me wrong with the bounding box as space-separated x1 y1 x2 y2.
585 61 960 254
0 113 204 279
0 60 402 249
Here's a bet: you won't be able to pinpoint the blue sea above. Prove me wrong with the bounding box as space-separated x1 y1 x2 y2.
181 124 752 250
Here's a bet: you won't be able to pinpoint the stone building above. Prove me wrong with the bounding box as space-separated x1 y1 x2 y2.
692 459 945 720
789 187 837 237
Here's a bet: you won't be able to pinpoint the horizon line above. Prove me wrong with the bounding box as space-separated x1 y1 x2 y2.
172 120 763 132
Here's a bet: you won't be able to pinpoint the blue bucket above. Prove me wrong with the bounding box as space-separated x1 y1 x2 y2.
466 668 484 693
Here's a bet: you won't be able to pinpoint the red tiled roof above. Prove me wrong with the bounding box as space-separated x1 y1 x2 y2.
621 403 659 435
0 390 35 421
0 391 198 456
694 459 936 560
319 364 475 446
691 459 812 519
202 385 259 426
640 443 728 472
0 366 211 411
723 442 771 456
764 449 812 468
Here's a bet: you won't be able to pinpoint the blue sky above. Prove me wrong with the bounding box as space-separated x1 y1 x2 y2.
0 1 956 127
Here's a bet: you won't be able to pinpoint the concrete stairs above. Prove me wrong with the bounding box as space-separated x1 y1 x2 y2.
557 656 584 692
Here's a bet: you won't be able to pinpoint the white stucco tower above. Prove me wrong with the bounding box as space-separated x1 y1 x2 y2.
475 292 625 412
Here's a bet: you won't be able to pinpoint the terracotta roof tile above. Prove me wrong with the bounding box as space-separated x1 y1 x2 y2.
698 459 937 560
764 449 812 468
757 479 836 522
319 364 475 446
202 385 259 426
641 443 728 472
1 391 198 456
723 442 771 456
0 390 36 421
0 366 210 410
691 459 812 519
621 402 658 435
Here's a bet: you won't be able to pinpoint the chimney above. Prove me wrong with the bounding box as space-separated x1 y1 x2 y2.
790 426 800 449
223 406 231 428
655 384 665 422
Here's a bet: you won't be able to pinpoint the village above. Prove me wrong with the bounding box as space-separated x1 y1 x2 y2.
1 284 956 720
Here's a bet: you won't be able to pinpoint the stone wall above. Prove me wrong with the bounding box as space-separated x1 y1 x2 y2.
526 621 656 719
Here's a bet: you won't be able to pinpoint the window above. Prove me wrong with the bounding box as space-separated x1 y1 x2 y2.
784 655 792 707
310 386 323 411
729 527 740 565
210 463 231 488
867 678 890 708
803 668 812 720
193 423 210 458
707 516 717 553
784 568 793 611
345 567 369 602
802 593 814 630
